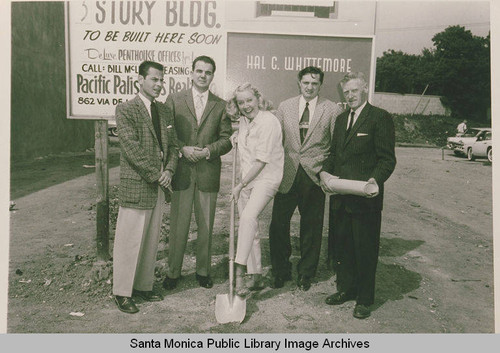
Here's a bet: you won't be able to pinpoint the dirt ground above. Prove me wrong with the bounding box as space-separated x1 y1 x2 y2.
7 147 494 333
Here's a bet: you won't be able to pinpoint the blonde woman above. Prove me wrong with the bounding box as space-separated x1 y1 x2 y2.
227 83 284 295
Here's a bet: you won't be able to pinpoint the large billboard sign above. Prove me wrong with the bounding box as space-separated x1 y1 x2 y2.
226 32 373 110
65 1 227 119
66 1 374 119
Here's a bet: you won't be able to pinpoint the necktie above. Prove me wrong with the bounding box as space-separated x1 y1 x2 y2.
195 94 204 123
346 110 355 135
299 102 309 144
150 101 163 151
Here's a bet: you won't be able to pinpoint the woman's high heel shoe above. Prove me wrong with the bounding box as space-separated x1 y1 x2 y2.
235 264 249 297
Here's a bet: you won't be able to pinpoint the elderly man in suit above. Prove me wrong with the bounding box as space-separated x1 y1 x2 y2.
320 72 396 319
163 56 232 290
269 66 342 291
113 60 178 314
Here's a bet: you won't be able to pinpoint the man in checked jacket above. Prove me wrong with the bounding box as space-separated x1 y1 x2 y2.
269 66 342 291
112 61 178 314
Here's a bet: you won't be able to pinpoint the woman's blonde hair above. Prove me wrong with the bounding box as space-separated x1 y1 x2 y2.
226 83 273 120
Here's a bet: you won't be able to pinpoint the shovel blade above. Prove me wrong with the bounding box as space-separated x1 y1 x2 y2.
215 293 246 324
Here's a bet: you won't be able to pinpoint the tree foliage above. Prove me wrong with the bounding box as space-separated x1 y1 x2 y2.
376 26 490 120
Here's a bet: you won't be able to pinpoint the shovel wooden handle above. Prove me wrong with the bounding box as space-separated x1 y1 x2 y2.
229 143 237 260
228 143 237 300
215 142 246 323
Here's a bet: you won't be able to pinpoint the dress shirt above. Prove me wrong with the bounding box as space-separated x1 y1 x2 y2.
138 92 154 118
347 101 368 130
192 87 209 123
299 95 318 123
237 110 284 191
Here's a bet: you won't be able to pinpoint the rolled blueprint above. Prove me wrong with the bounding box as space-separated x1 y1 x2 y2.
323 173 379 197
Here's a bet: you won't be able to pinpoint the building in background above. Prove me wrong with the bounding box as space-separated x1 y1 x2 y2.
11 2 94 160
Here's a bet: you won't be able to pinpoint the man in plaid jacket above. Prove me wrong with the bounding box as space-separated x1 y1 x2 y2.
112 61 178 314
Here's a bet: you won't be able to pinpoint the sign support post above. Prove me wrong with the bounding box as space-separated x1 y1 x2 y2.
95 120 110 262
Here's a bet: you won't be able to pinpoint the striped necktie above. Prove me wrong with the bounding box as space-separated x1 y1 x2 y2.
299 102 309 144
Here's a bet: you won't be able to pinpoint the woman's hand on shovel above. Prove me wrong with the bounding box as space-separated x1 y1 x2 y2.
231 183 243 202
230 132 238 147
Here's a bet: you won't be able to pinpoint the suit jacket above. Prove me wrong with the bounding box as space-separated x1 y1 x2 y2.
164 89 232 192
116 95 178 209
322 103 396 213
275 95 342 193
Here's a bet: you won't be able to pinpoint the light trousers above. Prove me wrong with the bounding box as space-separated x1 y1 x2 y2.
235 183 277 274
113 186 165 297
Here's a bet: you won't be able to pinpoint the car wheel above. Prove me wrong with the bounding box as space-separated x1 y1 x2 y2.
109 127 118 137
467 148 475 161
453 150 461 156
487 148 492 163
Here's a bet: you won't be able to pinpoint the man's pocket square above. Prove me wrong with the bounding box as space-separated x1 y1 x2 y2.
357 133 368 137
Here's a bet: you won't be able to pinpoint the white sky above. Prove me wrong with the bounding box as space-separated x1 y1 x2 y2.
375 1 490 57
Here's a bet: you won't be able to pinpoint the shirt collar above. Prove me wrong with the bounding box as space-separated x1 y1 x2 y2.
138 93 155 118
300 95 318 108
192 87 209 101
351 101 368 117
139 92 154 108
243 110 262 125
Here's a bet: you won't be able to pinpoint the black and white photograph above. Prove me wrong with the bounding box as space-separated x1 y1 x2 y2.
1 0 498 350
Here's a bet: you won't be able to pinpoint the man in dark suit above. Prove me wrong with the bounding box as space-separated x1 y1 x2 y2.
162 56 232 290
113 61 178 314
269 66 342 291
320 72 396 319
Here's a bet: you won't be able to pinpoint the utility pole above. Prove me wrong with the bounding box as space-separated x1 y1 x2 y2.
95 120 110 262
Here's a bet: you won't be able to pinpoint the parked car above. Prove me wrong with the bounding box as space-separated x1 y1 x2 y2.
108 120 118 137
462 130 492 162
446 127 491 157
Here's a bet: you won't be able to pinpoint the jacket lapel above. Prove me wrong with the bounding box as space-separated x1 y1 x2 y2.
288 96 301 147
134 95 159 145
199 92 217 127
183 90 198 124
337 111 349 148
302 97 323 144
157 103 170 154
344 103 371 147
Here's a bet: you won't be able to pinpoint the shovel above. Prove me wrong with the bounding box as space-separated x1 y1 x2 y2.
215 143 246 324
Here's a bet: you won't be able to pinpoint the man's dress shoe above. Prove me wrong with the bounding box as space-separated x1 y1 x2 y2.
162 275 178 290
325 291 356 305
353 304 371 319
297 275 311 291
114 295 139 314
196 274 213 288
133 290 164 302
272 273 292 289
